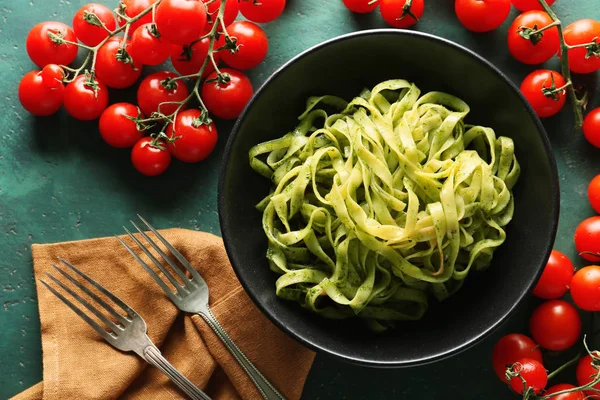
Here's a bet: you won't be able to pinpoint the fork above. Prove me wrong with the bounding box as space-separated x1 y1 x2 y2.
118 215 286 400
40 259 211 400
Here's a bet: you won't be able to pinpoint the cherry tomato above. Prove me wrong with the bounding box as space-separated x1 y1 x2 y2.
72 3 116 47
584 109 600 148
508 358 547 394
202 68 253 120
511 0 555 12
529 300 581 351
507 11 559 65
18 70 64 116
166 109 218 162
118 0 157 34
491 334 543 382
137 71 190 117
26 22 78 68
171 38 220 77
589 174 600 213
532 250 574 299
41 64 65 90
131 137 171 176
239 0 286 23
544 384 585 400
155 0 207 45
129 23 171 66
343 0 379 13
563 20 600 74
99 103 145 148
576 355 600 398
571 265 600 311
379 0 424 29
95 38 143 89
575 216 600 262
455 0 510 33
64 75 109 120
520 69 566 118
220 21 268 70
203 0 240 33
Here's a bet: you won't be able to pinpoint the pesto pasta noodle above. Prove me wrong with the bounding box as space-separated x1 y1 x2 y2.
249 79 520 331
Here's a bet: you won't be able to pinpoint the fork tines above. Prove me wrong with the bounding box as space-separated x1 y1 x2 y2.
40 259 133 343
117 215 203 299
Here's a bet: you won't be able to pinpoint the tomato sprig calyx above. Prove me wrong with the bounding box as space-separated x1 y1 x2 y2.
398 0 420 23
540 72 569 101
83 10 112 31
518 22 559 46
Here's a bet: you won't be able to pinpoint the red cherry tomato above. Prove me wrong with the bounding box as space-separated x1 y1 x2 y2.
532 250 574 299
41 64 65 90
137 71 190 117
379 0 424 28
72 3 116 47
202 68 253 120
239 0 286 23
563 19 600 74
571 265 600 311
117 0 157 34
520 69 566 118
129 23 172 66
155 0 207 45
529 300 581 351
203 0 240 33
220 21 268 70
544 384 585 400
343 0 379 13
589 174 600 213
491 334 543 382
508 358 547 395
166 109 218 162
584 108 600 148
507 11 559 65
455 0 510 33
576 355 600 398
64 75 109 120
511 0 555 12
131 137 171 176
99 103 145 148
575 216 600 262
26 22 78 68
18 70 64 116
95 38 143 89
170 38 220 77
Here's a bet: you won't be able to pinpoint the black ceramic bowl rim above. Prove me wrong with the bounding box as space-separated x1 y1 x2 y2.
218 29 559 367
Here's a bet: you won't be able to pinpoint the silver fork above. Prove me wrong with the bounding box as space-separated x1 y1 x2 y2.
40 259 211 400
118 215 286 400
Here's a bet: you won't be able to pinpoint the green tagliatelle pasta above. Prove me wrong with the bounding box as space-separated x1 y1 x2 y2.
248 79 520 331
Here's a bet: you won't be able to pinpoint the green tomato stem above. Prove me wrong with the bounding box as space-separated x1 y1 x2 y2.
537 0 584 128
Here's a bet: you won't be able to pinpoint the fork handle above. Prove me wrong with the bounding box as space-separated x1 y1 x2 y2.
198 308 287 400
143 345 212 400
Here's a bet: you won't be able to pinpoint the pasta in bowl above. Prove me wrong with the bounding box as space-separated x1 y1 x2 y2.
249 79 520 331
218 30 558 366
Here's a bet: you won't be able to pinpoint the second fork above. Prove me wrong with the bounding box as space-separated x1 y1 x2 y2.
118 216 286 400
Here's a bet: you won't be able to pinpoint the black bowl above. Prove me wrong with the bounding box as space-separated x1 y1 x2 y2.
218 30 559 367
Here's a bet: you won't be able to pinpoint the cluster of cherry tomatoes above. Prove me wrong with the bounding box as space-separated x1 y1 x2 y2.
18 0 286 176
489 174 600 398
342 0 600 149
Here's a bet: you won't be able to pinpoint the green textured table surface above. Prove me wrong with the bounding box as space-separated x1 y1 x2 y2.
1 0 600 399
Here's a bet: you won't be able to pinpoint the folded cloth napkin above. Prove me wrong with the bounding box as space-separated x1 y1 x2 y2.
12 229 315 400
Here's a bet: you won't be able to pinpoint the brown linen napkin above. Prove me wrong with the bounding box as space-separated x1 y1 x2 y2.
12 229 315 400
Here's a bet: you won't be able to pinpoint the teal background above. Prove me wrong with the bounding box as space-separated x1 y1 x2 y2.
1 0 599 398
